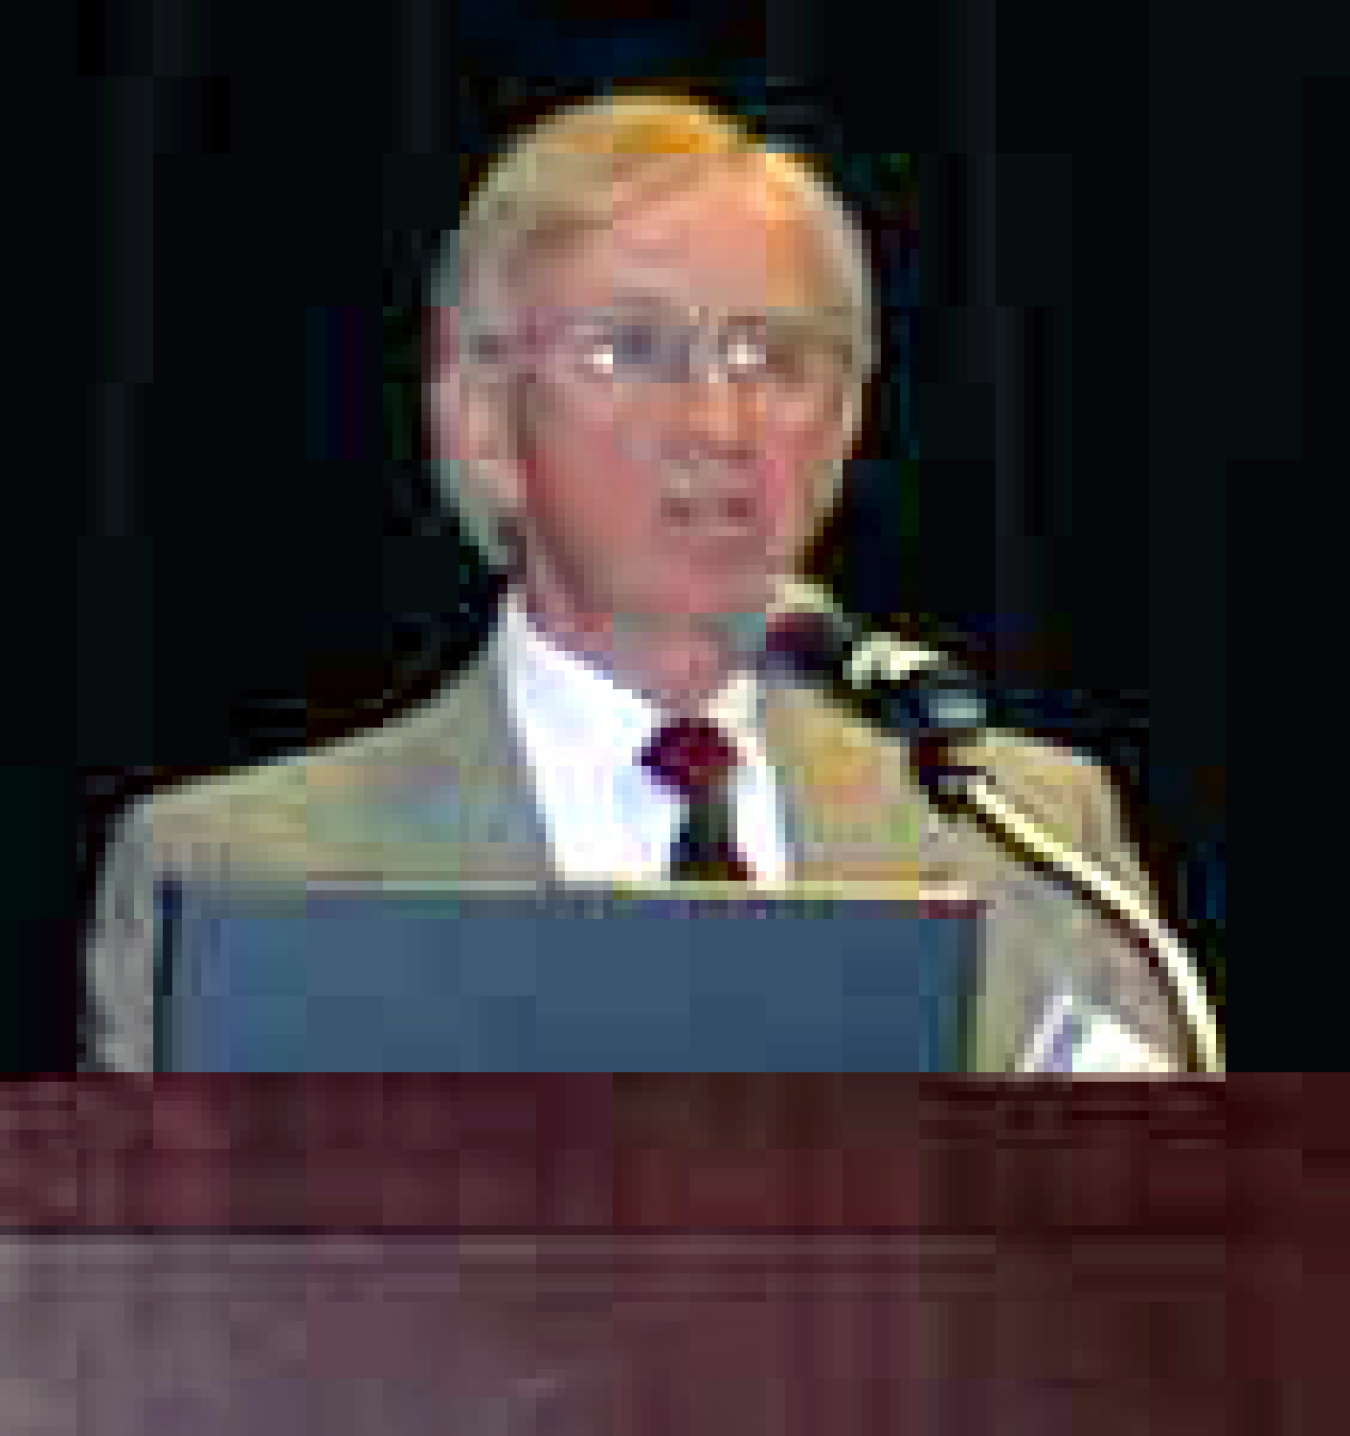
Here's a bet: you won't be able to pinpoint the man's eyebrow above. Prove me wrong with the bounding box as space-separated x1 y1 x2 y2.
594 291 820 319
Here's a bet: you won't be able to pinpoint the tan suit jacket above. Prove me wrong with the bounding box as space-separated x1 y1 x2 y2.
82 611 1194 1071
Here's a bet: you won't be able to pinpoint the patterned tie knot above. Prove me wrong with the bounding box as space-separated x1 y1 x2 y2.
639 718 742 799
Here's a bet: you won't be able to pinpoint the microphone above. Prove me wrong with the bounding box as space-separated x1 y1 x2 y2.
760 581 1225 1074
762 584 1151 797
761 581 990 800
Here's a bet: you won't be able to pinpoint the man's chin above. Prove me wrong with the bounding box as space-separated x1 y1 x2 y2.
603 576 763 630
641 561 775 617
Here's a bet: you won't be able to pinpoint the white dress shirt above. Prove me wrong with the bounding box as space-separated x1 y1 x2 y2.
496 587 791 884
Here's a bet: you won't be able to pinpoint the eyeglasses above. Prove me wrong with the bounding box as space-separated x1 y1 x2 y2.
515 304 854 419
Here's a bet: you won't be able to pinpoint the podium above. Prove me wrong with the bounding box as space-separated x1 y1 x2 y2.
153 878 985 1072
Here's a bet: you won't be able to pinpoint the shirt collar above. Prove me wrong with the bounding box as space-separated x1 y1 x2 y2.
498 585 764 771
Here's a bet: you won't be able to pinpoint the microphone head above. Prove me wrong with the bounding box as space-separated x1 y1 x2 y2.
869 673 988 740
761 586 987 739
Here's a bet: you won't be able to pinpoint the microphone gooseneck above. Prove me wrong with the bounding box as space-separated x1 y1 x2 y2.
760 594 1224 1074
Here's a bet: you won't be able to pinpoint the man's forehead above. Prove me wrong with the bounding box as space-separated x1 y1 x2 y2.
539 172 827 311
618 162 789 229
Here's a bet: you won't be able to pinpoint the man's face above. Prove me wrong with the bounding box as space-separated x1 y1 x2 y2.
504 164 852 631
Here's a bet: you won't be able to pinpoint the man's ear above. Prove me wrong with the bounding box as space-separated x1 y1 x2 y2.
424 302 524 515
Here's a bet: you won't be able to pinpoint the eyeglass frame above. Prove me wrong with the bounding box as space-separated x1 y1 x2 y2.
466 302 857 415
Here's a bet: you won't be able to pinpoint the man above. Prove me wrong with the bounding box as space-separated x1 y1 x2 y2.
82 92 1197 1072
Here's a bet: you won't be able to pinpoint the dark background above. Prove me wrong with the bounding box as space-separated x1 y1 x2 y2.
58 0 1265 1073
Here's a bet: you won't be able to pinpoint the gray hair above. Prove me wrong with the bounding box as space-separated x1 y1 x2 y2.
424 92 878 572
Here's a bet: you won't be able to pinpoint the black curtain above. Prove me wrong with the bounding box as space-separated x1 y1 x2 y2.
62 0 1241 1072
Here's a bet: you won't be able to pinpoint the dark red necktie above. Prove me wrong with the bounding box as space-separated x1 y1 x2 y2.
639 718 753 882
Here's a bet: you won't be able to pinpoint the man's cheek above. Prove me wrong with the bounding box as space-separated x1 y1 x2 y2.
556 429 655 540
761 445 793 517
761 443 816 544
583 433 662 535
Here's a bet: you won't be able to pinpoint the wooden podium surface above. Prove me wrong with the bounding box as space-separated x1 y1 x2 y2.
0 1077 1332 1433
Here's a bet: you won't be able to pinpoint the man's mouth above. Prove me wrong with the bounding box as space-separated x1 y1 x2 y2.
661 492 762 543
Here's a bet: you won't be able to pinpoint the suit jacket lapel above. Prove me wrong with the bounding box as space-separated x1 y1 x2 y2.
760 677 958 888
426 618 558 886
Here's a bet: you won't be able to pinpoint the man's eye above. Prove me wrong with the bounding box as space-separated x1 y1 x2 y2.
581 323 662 373
765 342 810 382
612 323 663 366
725 325 809 380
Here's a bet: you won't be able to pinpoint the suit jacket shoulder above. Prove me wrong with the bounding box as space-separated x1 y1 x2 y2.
80 635 541 1070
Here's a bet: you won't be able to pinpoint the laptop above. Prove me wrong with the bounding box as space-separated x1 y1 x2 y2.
154 878 985 1072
